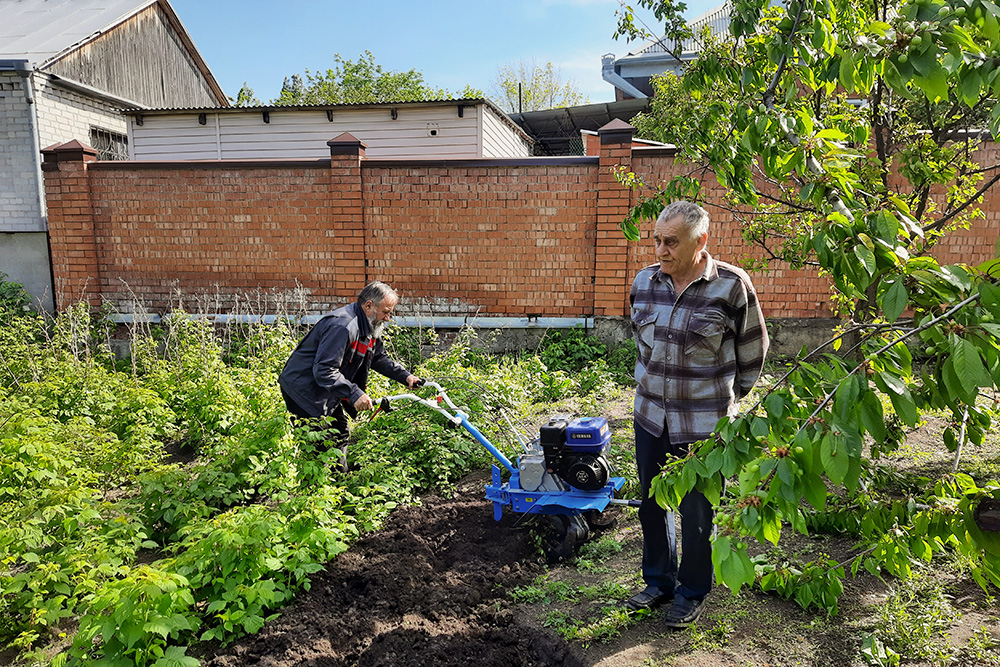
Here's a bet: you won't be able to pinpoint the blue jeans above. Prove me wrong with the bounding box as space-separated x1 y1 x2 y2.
634 419 715 601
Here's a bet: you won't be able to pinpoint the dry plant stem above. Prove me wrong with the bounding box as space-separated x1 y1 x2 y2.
823 545 877 577
0 348 22 390
952 406 970 474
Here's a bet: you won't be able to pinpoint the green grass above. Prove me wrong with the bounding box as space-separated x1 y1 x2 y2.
861 576 957 665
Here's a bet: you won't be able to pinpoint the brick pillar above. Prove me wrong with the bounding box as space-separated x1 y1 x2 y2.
327 132 368 297
594 119 636 317
41 140 100 310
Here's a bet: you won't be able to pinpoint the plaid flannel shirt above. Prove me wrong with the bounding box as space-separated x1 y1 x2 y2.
630 252 769 443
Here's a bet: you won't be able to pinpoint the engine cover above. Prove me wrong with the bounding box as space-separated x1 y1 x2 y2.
565 454 611 491
538 415 614 492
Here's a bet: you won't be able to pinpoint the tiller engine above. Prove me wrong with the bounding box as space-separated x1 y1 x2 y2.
376 381 638 558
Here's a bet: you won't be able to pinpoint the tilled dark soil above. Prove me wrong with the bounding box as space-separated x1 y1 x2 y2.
201 473 586 667
198 405 1000 667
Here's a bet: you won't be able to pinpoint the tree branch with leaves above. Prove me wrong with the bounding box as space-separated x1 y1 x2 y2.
614 0 1000 612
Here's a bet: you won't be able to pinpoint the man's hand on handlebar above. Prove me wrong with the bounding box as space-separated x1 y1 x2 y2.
405 375 423 389
354 393 374 411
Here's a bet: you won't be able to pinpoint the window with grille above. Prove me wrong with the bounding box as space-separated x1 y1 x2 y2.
89 127 129 161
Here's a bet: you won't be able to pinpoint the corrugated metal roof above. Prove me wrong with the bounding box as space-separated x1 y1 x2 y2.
122 98 493 115
0 0 156 65
630 1 731 58
509 98 651 155
123 97 534 145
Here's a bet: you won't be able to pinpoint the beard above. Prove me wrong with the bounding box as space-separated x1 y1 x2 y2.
368 313 386 339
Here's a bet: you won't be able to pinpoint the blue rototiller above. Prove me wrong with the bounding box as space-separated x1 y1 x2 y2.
375 380 639 558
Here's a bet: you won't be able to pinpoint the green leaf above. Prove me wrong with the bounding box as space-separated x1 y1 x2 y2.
943 426 959 452
983 4 1000 43
876 371 905 395
776 457 793 486
750 416 769 439
947 24 981 53
952 336 991 388
714 534 732 563
820 432 849 485
795 583 815 609
856 244 877 276
721 448 740 477
979 282 1000 317
883 59 916 99
959 69 983 108
792 429 813 474
914 62 950 103
887 386 918 427
838 50 857 91
834 374 862 422
699 476 722 507
718 544 755 593
761 508 781 545
802 472 827 510
815 128 848 141
152 646 201 667
845 449 862 493
880 280 908 322
859 391 887 443
942 355 970 402
989 102 1000 141
143 619 172 638
765 392 786 419
705 446 725 475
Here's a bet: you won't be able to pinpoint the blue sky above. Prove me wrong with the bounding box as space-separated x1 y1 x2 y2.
169 0 722 105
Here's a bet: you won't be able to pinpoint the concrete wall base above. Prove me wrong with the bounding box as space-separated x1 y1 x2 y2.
435 316 839 361
0 232 54 312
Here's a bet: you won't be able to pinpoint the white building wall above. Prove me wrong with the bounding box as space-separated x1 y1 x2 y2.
130 104 533 161
33 76 128 151
481 108 532 158
0 73 44 232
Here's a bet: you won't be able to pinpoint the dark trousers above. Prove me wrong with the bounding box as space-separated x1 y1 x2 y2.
282 389 350 471
634 419 715 601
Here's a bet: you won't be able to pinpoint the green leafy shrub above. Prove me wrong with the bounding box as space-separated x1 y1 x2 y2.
0 303 631 664
71 567 199 666
0 273 31 320
536 327 636 388
0 405 159 655
538 326 608 373
382 322 437 371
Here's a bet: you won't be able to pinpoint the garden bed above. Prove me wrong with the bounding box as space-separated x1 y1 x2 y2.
201 394 1000 667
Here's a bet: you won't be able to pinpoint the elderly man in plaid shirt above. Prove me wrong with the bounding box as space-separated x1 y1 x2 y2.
624 200 769 628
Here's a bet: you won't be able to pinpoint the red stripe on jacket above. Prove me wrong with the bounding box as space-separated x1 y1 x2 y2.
350 338 372 355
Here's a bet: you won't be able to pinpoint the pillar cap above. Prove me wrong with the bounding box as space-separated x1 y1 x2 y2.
41 140 99 168
597 118 636 145
328 132 367 156
42 139 97 171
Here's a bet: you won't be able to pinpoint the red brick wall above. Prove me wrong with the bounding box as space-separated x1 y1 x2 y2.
86 165 355 313
364 162 598 317
40 128 1000 320
628 152 836 319
932 141 1000 267
42 141 102 308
